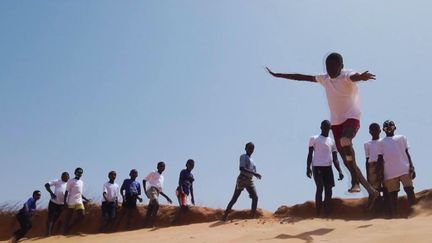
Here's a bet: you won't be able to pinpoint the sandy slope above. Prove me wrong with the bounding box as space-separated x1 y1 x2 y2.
2 189 431 242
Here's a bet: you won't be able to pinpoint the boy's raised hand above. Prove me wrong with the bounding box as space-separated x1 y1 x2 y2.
358 71 376 81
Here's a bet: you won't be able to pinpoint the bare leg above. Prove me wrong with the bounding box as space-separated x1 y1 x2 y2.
246 185 258 218
222 188 242 221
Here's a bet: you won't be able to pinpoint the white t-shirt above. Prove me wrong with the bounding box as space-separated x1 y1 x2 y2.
309 135 337 166
102 182 120 203
66 178 84 205
378 135 410 180
315 70 361 125
144 171 164 192
48 179 67 205
364 140 380 162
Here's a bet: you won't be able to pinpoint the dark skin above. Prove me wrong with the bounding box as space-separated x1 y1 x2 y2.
143 164 173 204
178 161 195 205
306 120 344 180
366 125 381 181
377 125 416 183
241 143 262 180
45 172 69 200
63 172 90 206
103 173 118 205
121 171 143 203
266 60 375 82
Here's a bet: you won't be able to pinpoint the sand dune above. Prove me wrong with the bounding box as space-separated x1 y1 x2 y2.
1 189 431 242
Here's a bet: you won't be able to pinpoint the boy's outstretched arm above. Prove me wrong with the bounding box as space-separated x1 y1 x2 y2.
160 191 172 204
332 151 344 180
350 71 376 82
306 147 313 178
266 67 316 82
406 149 416 179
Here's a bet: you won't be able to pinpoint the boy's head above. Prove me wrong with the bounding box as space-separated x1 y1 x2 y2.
320 120 331 134
129 169 138 179
33 190 42 201
369 123 381 139
108 171 117 181
61 172 70 182
74 167 84 179
383 120 396 136
325 52 344 78
245 142 255 155
186 159 195 171
157 161 166 173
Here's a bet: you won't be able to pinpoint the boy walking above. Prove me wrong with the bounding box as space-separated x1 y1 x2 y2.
10 190 41 243
377 120 416 218
172 159 195 224
44 172 69 236
364 123 382 192
63 167 90 235
307 120 344 217
223 142 262 221
101 171 120 232
143 161 172 227
267 53 379 206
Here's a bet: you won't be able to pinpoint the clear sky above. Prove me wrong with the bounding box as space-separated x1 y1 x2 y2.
1 1 431 211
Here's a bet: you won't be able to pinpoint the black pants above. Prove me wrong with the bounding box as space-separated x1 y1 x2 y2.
46 201 64 235
102 201 117 220
14 212 32 241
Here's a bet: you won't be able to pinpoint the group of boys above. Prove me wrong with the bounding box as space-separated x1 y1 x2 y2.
10 161 196 241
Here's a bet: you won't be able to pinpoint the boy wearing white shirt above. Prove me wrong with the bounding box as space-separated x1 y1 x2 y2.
267 53 379 207
44 172 69 236
377 120 416 218
101 171 120 232
63 167 90 235
307 120 344 217
143 161 172 227
364 123 382 192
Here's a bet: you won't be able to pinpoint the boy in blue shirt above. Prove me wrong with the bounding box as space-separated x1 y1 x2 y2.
172 159 195 224
119 169 142 228
10 190 41 243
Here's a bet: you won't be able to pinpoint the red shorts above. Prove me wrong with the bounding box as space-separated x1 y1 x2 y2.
176 189 188 207
331 119 360 152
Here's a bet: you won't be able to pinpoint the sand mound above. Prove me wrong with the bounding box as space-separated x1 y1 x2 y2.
274 189 432 220
0 204 267 241
1 189 431 241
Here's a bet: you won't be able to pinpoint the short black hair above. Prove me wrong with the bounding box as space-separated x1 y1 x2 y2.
33 190 41 196
157 161 165 167
186 159 195 166
326 52 343 65
383 120 396 128
75 167 83 173
108 171 116 176
369 123 380 130
245 142 254 148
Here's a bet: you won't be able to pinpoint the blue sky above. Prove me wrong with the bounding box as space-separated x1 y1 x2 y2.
1 1 431 211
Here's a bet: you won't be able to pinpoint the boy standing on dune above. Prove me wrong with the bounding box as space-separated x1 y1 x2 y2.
267 53 379 207
377 120 416 218
143 161 172 227
44 172 69 236
101 171 120 232
307 120 344 217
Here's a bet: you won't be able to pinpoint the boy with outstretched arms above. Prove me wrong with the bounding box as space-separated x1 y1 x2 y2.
44 172 69 236
172 159 195 224
143 161 172 227
267 53 379 206
101 171 120 232
223 142 262 221
10 190 41 243
307 120 344 217
377 120 416 218
63 167 90 235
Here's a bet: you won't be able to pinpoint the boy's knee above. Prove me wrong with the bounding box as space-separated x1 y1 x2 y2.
340 137 352 147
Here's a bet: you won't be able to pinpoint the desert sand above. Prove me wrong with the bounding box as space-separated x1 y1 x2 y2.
1 189 431 242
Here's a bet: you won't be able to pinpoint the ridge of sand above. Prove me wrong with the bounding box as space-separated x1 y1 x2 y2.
1 189 431 242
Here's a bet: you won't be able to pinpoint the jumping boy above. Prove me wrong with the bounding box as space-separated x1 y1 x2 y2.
222 142 262 221
143 161 172 227
119 169 142 228
307 120 344 217
63 167 90 235
101 171 120 232
172 159 195 224
10 190 41 243
377 120 416 218
267 53 379 206
44 172 69 236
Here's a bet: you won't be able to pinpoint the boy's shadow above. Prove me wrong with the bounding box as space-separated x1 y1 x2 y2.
263 228 334 243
